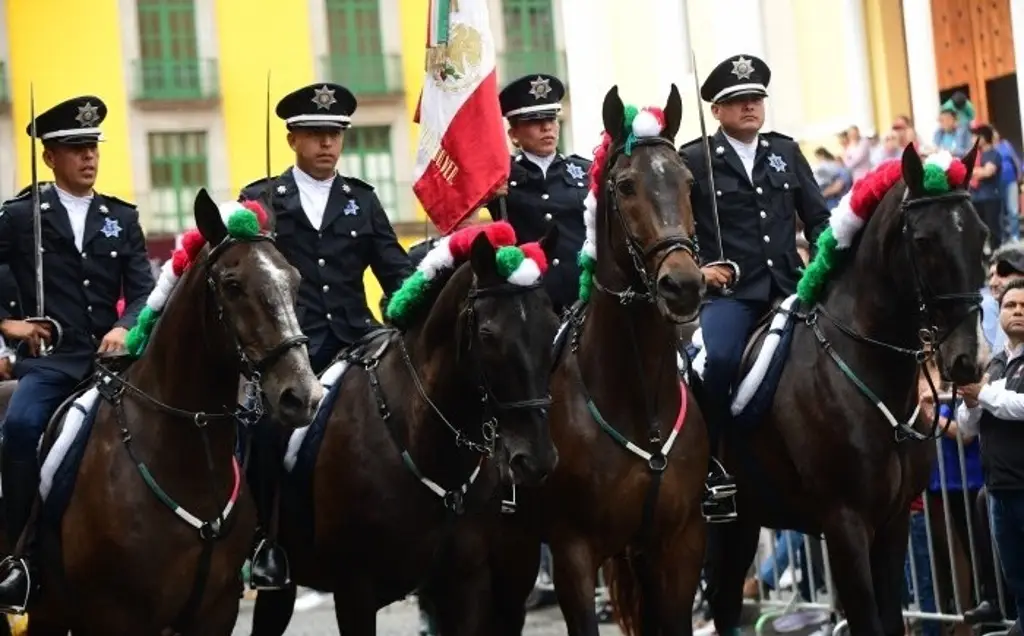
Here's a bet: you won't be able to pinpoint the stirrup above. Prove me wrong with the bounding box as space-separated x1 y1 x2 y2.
248 538 291 591
706 458 737 500
0 557 31 615
702 498 739 524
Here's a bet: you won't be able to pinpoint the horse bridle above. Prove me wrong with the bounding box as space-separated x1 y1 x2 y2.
97 232 308 427
593 136 699 319
810 186 982 440
394 280 553 458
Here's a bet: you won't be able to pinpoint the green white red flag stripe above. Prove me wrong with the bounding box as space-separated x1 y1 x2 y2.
413 0 509 235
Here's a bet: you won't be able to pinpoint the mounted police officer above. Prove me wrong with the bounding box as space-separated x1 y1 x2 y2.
680 55 830 519
0 95 154 612
239 81 413 590
482 73 588 315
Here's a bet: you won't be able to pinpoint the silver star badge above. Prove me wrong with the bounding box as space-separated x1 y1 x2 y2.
566 163 586 180
75 102 100 127
731 56 755 80
276 185 286 195
767 153 787 172
528 76 552 100
311 85 337 111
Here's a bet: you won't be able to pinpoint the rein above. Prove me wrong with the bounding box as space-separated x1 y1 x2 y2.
802 187 981 441
358 280 551 515
93 231 308 635
593 136 699 321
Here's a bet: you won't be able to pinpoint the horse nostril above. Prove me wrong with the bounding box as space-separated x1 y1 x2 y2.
510 452 549 484
279 387 304 415
657 274 685 299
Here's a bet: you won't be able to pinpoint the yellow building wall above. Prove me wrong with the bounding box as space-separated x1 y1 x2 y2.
863 0 911 130
7 0 134 201
214 0 314 196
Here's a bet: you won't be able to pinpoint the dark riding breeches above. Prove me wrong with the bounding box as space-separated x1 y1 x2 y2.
698 297 767 426
3 367 79 462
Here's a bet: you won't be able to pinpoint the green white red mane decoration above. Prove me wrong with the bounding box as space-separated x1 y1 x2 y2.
385 221 548 328
796 150 969 304
124 200 270 357
579 105 667 302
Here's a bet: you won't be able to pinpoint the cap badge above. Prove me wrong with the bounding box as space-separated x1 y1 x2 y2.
311 85 337 111
730 56 755 81
768 153 788 173
529 76 552 100
75 102 100 128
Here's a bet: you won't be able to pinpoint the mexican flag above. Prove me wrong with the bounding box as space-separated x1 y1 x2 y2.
413 0 509 235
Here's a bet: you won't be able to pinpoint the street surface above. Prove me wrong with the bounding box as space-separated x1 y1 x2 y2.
231 589 628 635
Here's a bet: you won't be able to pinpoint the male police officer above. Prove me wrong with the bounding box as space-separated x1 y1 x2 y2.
239 82 412 590
484 73 588 316
680 55 830 515
0 95 154 612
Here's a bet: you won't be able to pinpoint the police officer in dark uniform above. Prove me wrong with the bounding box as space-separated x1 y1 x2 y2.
481 73 588 316
680 55 830 516
239 82 412 590
0 265 21 381
0 95 154 612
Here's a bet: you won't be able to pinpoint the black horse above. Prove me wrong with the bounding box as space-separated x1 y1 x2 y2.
704 144 985 636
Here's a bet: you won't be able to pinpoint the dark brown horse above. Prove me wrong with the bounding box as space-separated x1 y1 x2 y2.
421 84 710 636
23 189 321 635
249 227 561 635
701 145 986 636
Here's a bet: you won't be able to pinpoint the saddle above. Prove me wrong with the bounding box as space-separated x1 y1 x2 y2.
336 327 396 368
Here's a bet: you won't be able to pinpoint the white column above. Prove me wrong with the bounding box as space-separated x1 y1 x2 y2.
709 0 771 130
650 0 691 144
839 0 875 134
903 0 941 145
759 0 802 136
559 0 615 158
1010 0 1024 145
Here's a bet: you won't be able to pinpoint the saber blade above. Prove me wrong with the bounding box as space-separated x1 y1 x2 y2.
690 49 724 263
30 83 43 318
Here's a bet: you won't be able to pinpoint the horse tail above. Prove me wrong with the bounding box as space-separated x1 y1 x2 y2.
602 548 647 636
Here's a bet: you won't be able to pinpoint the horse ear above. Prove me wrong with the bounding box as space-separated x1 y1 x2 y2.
901 143 925 196
602 85 625 143
539 224 560 263
663 84 682 142
469 232 500 285
194 188 228 245
961 141 980 188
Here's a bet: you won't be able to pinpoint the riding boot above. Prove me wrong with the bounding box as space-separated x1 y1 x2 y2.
701 406 738 523
248 423 290 590
0 455 39 614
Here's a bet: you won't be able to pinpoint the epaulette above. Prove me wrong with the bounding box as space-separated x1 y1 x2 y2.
761 131 795 142
566 153 593 166
11 182 54 200
98 193 138 210
342 176 375 191
242 176 272 193
678 136 712 151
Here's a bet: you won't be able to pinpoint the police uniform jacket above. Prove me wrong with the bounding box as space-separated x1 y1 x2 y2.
0 185 154 380
486 153 590 313
0 264 21 322
240 168 412 355
680 130 830 303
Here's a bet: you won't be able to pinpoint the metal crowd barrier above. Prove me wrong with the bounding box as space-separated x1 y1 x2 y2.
739 430 1016 636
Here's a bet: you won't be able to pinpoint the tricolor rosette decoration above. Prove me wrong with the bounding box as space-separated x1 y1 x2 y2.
578 105 667 303
796 151 969 304
385 221 549 328
124 200 270 357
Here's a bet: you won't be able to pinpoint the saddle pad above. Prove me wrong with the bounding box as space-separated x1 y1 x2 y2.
282 359 350 473
39 387 100 503
688 294 799 416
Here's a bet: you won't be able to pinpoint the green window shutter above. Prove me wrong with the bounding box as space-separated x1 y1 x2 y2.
135 0 203 99
338 127 405 221
147 131 209 233
501 0 559 82
323 0 398 95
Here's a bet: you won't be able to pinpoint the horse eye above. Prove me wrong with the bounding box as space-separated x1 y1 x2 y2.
616 179 636 196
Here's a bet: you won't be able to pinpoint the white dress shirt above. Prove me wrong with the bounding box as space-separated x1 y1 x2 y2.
55 185 93 251
957 343 1024 437
522 151 556 178
292 166 336 230
724 133 759 183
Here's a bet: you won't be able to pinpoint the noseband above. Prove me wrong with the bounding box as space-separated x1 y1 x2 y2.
593 137 698 314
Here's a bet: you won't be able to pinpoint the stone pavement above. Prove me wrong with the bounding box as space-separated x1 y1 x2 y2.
231 589 627 635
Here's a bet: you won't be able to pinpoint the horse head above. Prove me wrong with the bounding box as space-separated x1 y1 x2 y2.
190 189 323 427
849 144 986 385
591 84 703 321
390 223 560 486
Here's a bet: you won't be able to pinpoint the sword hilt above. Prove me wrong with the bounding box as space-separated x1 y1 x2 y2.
704 259 741 296
22 316 62 357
